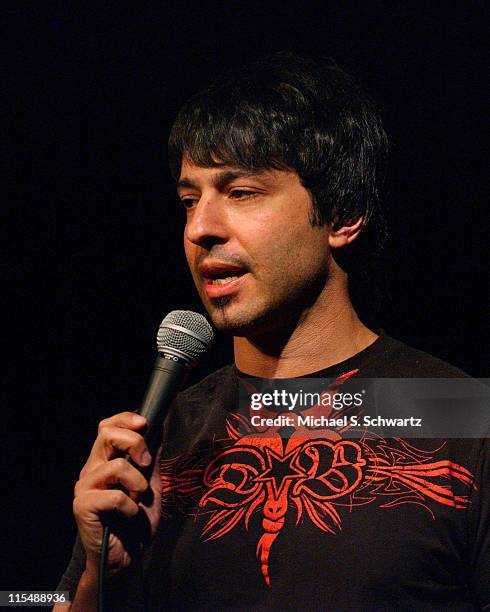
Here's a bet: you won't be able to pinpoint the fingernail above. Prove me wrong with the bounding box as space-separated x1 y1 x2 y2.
141 451 151 466
132 414 146 425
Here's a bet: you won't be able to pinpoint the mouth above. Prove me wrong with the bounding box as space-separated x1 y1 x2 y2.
199 262 249 299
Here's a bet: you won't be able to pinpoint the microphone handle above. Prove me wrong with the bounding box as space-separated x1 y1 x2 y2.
138 352 190 462
99 351 194 611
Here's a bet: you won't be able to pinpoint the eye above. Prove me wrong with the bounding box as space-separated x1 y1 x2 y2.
228 189 258 200
179 197 198 210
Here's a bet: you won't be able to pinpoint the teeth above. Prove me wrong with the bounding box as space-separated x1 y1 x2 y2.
210 276 239 285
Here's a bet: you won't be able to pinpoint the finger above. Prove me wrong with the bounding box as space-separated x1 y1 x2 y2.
74 488 140 522
98 411 147 433
76 457 150 499
149 446 163 488
83 425 151 473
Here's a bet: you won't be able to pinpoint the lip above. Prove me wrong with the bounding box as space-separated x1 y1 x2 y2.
203 272 250 299
198 259 249 299
198 260 246 277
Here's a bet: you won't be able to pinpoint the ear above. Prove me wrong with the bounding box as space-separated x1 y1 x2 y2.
327 216 365 249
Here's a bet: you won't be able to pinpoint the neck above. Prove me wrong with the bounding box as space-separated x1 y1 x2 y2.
233 274 378 378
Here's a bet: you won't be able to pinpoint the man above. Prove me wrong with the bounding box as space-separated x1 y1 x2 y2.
57 53 489 610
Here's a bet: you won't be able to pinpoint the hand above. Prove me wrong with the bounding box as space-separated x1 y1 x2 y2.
73 411 162 577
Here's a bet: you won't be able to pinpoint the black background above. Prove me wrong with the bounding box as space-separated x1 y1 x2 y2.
3 1 488 592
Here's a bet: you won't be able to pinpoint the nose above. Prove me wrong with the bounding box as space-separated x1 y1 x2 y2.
184 195 229 250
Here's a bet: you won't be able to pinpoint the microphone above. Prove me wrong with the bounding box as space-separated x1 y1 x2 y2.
98 310 213 611
139 310 214 459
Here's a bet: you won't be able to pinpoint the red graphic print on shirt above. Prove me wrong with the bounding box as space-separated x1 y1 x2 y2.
160 373 475 586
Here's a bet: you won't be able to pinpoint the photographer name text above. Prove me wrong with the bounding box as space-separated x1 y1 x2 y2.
250 414 423 428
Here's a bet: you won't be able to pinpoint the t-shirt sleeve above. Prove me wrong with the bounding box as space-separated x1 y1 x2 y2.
467 438 490 609
56 533 86 601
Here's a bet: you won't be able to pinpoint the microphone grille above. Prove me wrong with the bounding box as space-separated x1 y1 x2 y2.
157 310 214 362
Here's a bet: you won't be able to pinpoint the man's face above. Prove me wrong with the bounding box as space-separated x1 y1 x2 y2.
177 159 333 336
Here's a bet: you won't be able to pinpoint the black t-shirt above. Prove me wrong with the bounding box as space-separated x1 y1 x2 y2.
58 334 490 610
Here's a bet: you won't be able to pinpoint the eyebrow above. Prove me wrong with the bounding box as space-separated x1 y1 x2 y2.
176 169 269 192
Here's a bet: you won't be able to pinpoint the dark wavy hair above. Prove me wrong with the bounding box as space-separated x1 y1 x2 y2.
168 52 389 316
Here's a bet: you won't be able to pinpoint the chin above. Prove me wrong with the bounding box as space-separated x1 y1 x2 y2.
206 298 290 338
204 297 254 334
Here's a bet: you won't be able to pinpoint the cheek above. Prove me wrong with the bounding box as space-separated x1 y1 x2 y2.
263 218 326 260
183 233 194 263
274 232 329 287
183 238 200 284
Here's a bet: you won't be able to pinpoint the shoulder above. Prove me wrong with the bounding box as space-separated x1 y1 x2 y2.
365 334 471 378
